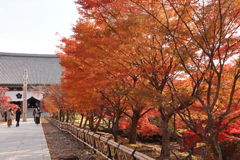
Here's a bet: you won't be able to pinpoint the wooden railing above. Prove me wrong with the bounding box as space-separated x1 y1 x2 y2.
45 116 155 160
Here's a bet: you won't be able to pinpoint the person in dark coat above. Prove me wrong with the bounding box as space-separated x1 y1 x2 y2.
15 107 22 127
34 107 42 125
33 109 36 123
4 111 7 122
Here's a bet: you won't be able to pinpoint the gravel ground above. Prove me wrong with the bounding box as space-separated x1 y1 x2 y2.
41 118 96 160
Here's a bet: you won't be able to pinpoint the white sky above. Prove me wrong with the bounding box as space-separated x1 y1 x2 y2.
0 0 79 55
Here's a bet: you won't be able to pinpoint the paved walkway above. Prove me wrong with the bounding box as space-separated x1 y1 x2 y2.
0 118 51 160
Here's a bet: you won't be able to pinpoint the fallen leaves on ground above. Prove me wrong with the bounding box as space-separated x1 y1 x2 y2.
41 118 96 160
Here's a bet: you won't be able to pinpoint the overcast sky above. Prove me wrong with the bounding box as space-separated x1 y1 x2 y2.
0 0 79 55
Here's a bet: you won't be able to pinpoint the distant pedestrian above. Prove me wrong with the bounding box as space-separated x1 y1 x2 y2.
4 111 7 122
15 107 22 127
33 109 36 123
34 107 42 125
7 108 14 127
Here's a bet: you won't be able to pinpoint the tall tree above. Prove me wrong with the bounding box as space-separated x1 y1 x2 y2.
57 0 239 159
129 0 239 159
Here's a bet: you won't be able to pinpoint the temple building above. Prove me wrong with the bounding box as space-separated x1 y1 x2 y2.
0 52 63 110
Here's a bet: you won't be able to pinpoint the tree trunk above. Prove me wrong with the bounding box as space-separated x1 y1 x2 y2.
92 117 102 132
71 112 75 125
66 112 69 122
62 111 65 122
112 113 121 142
89 115 94 131
107 119 111 130
129 113 140 144
210 135 223 160
60 110 64 122
160 115 171 159
59 111 61 121
79 114 84 127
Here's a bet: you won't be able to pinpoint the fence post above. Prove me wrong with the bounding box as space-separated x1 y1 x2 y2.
131 147 138 160
107 137 112 159
93 133 97 154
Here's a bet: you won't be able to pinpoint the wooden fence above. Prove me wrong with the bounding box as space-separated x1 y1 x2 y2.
45 116 155 160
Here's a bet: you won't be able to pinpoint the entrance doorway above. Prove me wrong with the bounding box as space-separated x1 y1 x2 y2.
27 97 40 108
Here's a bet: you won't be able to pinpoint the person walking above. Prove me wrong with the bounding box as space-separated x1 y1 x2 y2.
34 107 42 125
33 108 36 123
7 108 14 127
4 111 7 122
15 107 22 127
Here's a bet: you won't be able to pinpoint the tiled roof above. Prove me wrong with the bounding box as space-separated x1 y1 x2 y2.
0 52 64 85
